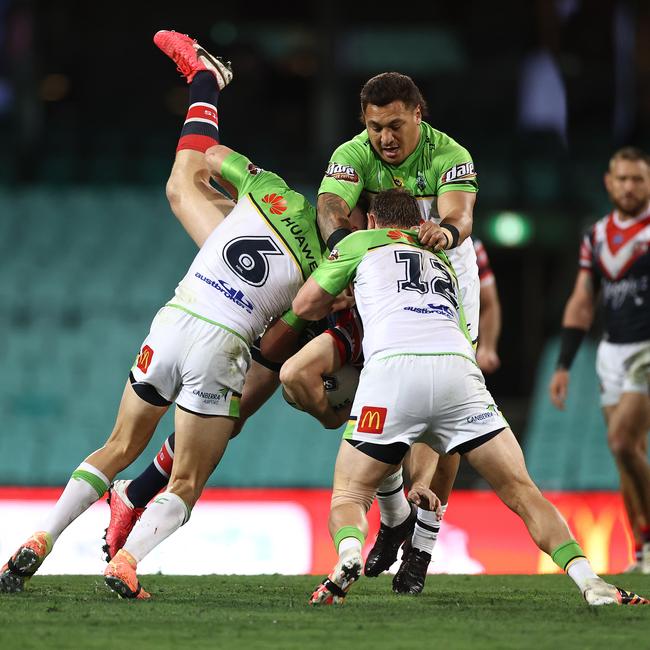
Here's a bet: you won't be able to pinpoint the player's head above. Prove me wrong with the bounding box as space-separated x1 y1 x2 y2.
360 72 428 166
368 188 420 229
605 146 650 217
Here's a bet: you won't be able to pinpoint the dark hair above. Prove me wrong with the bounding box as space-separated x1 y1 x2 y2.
360 72 429 119
609 146 650 169
370 189 421 229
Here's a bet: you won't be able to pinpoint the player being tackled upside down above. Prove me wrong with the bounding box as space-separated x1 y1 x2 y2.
0 31 325 599
101 64 478 593
291 187 648 607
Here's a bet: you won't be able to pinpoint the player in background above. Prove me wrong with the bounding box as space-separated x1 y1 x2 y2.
316 71 481 584
0 32 325 599
293 188 647 607
549 147 650 573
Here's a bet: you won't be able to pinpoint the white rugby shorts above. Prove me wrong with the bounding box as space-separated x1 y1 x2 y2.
130 305 251 416
596 339 650 407
343 353 508 454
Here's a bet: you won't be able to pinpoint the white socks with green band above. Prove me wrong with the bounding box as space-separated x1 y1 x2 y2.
551 539 598 593
43 462 110 543
124 491 190 563
334 525 365 557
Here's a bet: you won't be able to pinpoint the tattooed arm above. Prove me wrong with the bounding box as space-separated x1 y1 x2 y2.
317 192 353 243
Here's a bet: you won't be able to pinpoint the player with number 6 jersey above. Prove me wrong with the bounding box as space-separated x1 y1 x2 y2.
0 31 325 600
169 153 324 346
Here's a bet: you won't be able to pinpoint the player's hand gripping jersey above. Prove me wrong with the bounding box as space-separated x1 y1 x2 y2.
579 208 650 343
312 229 474 363
170 153 325 344
319 122 479 327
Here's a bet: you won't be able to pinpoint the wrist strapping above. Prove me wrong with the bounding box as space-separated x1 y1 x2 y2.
327 227 352 251
557 327 587 370
440 223 460 249
280 309 307 332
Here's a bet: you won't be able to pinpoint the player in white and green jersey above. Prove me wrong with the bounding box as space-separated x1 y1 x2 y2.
0 32 325 599
170 151 322 346
317 70 478 591
294 188 647 608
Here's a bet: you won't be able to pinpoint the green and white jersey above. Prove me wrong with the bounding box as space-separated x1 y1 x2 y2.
170 152 325 345
318 121 478 282
312 229 474 363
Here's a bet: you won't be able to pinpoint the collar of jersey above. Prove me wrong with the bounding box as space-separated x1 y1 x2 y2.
613 202 650 229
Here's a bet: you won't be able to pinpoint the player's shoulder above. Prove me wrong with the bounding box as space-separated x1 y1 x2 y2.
328 229 388 258
348 228 422 251
332 229 375 251
420 123 475 188
223 152 293 197
421 122 468 152
323 132 374 185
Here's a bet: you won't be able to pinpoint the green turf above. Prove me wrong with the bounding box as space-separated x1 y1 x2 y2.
0 574 648 650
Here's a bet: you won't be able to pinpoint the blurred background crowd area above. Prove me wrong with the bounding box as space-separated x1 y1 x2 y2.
1 0 649 488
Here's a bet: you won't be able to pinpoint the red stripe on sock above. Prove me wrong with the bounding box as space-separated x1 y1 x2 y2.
186 103 218 125
176 134 219 153
156 444 174 476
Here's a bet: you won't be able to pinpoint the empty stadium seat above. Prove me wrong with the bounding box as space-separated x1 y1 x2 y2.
524 338 618 490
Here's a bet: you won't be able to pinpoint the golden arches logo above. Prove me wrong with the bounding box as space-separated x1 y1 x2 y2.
357 406 387 434
137 345 154 374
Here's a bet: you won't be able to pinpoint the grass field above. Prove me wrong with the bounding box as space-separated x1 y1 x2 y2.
0 574 648 650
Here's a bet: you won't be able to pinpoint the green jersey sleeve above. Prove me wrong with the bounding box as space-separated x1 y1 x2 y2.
311 231 373 296
434 143 478 196
220 151 291 197
317 139 367 211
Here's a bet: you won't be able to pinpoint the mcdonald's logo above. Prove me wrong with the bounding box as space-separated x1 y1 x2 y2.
137 345 154 374
357 406 387 434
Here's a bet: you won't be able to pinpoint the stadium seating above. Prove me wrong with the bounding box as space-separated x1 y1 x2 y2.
524 338 617 490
